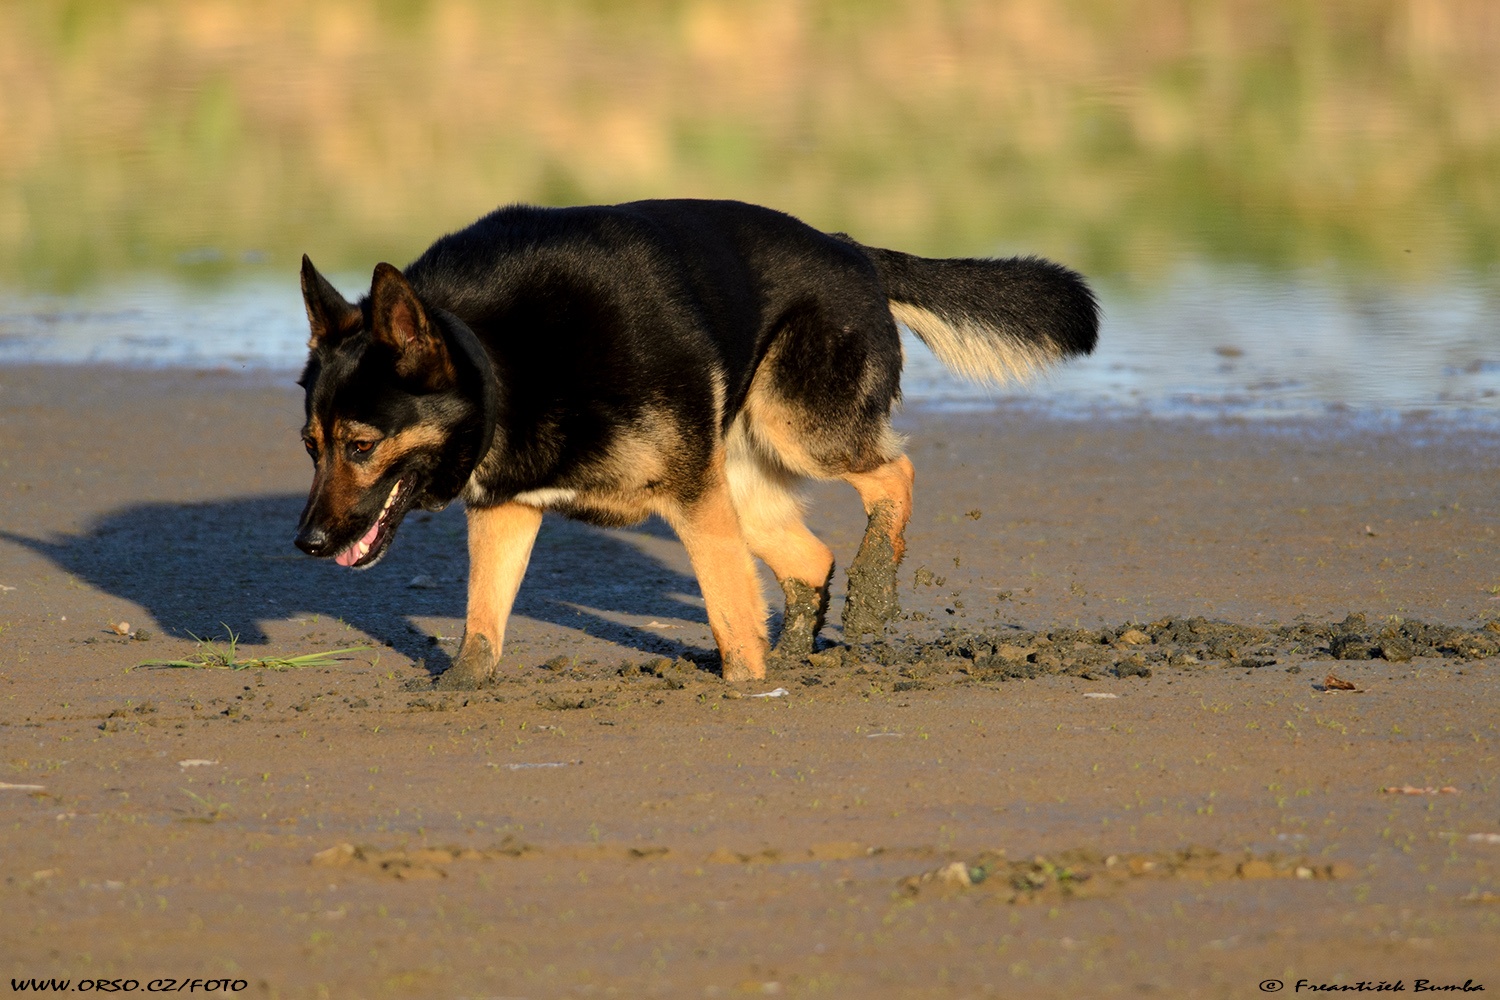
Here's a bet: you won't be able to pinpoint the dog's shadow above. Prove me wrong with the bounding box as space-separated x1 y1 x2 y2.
1 497 714 674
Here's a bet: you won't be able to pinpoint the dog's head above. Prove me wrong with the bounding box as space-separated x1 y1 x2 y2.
293 257 496 569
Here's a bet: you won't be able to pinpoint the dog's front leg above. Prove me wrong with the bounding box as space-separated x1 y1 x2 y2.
668 471 771 682
436 501 544 690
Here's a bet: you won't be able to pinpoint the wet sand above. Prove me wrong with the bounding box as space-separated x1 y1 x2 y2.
1 366 1498 997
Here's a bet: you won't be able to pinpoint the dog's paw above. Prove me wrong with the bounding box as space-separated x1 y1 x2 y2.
774 577 830 659
718 640 770 683
841 571 899 640
436 633 497 690
720 660 763 683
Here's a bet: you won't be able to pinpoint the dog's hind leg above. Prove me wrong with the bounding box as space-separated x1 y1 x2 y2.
437 501 544 690
840 454 915 641
725 439 834 659
665 459 771 682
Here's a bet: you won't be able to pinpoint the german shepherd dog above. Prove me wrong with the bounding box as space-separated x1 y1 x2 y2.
295 199 1096 686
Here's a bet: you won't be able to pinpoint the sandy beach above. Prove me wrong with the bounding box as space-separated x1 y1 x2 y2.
2 364 1498 997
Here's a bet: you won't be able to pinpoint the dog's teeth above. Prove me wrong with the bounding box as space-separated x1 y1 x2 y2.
380 480 401 518
357 541 369 558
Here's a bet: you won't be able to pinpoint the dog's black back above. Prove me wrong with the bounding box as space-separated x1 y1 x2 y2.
382 201 889 516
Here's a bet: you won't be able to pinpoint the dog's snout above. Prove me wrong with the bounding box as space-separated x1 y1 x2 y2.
295 524 332 556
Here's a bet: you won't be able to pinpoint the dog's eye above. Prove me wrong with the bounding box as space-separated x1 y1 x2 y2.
350 440 376 455
302 438 316 455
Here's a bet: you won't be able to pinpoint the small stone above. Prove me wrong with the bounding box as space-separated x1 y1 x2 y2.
1376 637 1415 662
1118 628 1151 645
935 861 972 887
111 622 131 635
806 648 845 671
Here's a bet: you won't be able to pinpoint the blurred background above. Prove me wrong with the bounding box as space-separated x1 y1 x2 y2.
2 0 1499 415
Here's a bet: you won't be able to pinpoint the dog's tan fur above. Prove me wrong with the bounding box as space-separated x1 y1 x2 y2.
440 502 544 690
662 451 773 683
890 301 1059 386
844 454 916 561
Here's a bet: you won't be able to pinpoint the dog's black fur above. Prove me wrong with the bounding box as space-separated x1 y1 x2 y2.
295 199 1096 682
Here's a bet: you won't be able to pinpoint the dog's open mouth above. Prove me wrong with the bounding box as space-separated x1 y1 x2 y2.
333 479 407 569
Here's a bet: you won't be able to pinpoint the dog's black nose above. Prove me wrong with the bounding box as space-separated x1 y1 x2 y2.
295 525 331 556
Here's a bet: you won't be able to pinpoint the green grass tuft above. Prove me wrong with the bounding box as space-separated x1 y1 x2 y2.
135 625 371 671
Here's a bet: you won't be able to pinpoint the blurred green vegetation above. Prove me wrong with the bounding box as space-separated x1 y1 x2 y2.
1 0 1497 291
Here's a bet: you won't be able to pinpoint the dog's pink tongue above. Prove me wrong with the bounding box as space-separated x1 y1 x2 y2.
334 519 381 568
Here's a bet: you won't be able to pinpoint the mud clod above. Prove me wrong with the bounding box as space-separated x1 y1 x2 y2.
805 647 846 671
539 693 600 711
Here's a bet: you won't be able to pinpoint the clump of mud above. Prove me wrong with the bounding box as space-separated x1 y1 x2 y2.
901 846 1355 904
807 612 1500 684
1323 612 1500 662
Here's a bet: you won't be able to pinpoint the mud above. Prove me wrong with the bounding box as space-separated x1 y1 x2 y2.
840 501 902 640
772 574 831 659
402 614 1500 704
900 846 1357 904
3 368 1500 997
859 612 1500 680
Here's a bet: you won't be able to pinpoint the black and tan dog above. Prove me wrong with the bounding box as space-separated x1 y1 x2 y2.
294 199 1096 685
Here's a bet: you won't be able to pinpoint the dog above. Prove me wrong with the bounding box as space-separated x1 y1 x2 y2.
294 199 1097 685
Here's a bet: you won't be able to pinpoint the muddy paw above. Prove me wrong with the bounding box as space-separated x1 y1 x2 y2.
435 632 496 690
774 577 830 659
842 533 900 641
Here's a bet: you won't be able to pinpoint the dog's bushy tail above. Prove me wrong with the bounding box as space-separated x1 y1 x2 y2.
854 242 1099 385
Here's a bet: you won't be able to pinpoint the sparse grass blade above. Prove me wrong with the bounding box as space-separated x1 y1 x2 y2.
134 625 372 671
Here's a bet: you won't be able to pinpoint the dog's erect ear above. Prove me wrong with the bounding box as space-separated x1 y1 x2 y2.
301 255 361 345
370 262 457 389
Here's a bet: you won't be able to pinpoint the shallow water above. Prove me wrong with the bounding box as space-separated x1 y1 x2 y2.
4 265 1497 422
911 265 1500 421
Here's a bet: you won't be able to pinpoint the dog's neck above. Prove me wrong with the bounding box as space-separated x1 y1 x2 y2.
435 307 500 478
